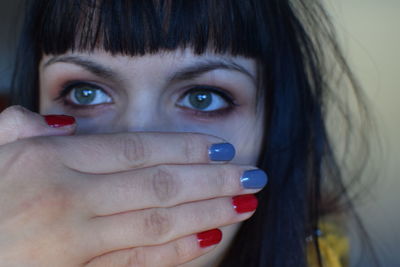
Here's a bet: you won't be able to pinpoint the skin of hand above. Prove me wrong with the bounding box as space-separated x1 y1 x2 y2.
0 106 77 143
0 106 266 266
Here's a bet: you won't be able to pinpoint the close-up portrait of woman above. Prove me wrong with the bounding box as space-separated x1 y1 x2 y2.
0 0 399 266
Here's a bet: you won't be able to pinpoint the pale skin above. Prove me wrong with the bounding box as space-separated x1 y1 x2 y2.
0 49 265 266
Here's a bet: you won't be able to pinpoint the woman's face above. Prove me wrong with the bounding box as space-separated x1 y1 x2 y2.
39 48 264 266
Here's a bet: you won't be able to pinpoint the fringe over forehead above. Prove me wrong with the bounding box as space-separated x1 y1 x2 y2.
29 0 268 57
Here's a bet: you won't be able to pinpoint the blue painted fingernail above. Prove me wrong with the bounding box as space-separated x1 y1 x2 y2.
240 169 268 189
208 143 235 161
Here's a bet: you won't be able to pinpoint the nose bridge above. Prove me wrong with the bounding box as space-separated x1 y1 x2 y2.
115 59 174 133
128 115 169 133
119 90 171 133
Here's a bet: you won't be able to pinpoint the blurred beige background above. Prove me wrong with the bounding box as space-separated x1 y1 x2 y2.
330 0 400 266
0 0 398 266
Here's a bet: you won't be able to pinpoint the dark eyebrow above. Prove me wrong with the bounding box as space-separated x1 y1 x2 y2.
43 55 120 82
168 59 257 85
43 55 256 86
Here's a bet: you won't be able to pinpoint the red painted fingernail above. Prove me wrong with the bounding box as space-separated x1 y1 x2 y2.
44 115 75 128
232 194 258 214
197 229 223 248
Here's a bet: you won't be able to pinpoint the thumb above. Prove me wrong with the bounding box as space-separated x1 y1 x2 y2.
0 105 76 146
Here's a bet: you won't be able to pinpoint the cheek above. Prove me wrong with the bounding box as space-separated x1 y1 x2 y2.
225 122 264 165
174 116 264 165
39 86 51 114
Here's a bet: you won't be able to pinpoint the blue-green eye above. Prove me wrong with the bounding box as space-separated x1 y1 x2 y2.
177 87 231 112
64 83 112 106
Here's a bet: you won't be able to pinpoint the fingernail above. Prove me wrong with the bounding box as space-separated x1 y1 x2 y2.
44 115 75 128
232 195 258 214
241 169 268 189
208 143 235 161
197 229 223 248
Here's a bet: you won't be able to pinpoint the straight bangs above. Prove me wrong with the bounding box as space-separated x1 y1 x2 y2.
31 0 268 58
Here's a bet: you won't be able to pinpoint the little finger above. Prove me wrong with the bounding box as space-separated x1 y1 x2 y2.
86 229 222 267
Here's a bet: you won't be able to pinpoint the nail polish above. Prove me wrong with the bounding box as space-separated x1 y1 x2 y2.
208 143 235 161
232 195 258 214
197 229 223 248
44 115 75 128
240 169 268 189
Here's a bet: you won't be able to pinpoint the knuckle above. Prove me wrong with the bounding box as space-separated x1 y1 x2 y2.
124 247 146 267
182 134 203 163
144 209 171 240
151 166 179 203
117 134 148 167
0 106 30 131
172 240 190 262
214 165 241 193
1 105 29 119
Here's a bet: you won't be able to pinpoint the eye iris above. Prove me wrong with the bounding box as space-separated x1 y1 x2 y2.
189 91 212 110
74 87 96 104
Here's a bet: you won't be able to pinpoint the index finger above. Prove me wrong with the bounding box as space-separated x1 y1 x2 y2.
52 132 235 173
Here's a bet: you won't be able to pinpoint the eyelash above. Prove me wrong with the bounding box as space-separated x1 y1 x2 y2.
54 81 112 108
176 86 237 117
54 82 238 117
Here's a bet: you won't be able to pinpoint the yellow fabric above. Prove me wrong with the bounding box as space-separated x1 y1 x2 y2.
307 222 349 267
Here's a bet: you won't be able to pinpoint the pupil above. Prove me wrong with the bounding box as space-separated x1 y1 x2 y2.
75 87 96 104
189 91 212 110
